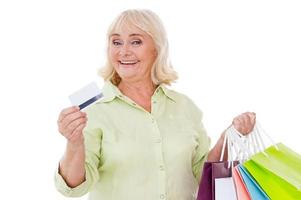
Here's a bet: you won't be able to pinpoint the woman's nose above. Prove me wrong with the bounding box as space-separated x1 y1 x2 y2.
119 44 132 56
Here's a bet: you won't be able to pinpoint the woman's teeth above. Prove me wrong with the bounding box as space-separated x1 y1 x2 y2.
120 61 138 65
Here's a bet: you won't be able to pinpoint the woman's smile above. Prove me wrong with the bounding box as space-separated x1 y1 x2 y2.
118 60 140 68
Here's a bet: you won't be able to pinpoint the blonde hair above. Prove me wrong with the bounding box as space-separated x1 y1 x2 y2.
99 9 178 86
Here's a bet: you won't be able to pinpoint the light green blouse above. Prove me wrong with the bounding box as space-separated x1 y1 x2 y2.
55 81 210 200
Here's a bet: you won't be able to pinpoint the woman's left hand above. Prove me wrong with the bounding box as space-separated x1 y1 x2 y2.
232 112 256 135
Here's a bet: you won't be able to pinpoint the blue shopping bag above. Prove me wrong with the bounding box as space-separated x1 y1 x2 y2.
237 165 270 200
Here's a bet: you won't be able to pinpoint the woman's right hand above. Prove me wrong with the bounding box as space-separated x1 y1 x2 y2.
57 106 87 146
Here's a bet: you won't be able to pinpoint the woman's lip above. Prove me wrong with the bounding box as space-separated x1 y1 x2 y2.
119 61 139 64
118 61 139 68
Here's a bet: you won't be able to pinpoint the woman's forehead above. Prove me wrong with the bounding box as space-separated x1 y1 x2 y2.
110 24 148 38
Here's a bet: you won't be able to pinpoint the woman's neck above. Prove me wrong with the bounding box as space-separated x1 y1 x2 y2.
117 79 157 112
118 79 156 99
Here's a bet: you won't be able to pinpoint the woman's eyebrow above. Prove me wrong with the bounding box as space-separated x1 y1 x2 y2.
110 33 144 38
129 33 144 38
110 33 120 38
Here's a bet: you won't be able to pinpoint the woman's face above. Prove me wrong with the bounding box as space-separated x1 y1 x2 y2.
109 24 157 83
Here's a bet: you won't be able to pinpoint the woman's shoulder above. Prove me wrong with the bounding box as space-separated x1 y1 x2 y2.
161 85 196 104
163 86 203 117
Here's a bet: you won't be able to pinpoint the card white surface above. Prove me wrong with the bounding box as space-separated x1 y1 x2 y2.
68 82 102 109
215 177 237 200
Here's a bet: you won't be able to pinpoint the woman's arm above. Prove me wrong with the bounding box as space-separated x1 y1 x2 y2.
57 106 88 187
207 131 226 162
59 142 86 187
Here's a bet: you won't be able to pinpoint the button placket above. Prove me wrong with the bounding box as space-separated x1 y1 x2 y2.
150 116 166 199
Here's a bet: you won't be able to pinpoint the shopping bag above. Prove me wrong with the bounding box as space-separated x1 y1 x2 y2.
215 176 237 200
232 166 251 200
249 143 301 189
237 165 270 199
197 161 238 200
197 126 244 200
197 124 263 200
243 143 301 199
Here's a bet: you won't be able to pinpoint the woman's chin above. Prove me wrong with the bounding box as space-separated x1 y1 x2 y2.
118 67 138 77
118 64 138 71
118 72 138 80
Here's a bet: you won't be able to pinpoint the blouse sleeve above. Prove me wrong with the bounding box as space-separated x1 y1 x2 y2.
191 118 211 183
187 98 211 183
54 107 103 197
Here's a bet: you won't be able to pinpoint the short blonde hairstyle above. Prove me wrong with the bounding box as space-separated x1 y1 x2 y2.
99 9 178 86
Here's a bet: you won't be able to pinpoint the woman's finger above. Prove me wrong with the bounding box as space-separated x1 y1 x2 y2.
242 113 251 132
57 106 79 123
248 112 256 125
243 112 256 133
64 117 87 137
60 111 86 130
236 112 257 134
69 122 87 142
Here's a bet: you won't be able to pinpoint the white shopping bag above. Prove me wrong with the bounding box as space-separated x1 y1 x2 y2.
215 177 237 200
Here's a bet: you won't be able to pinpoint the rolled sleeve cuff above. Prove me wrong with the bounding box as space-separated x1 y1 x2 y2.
54 165 90 197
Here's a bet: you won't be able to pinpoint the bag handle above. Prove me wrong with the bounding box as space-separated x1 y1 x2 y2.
221 125 253 163
226 121 279 161
219 129 235 169
254 121 279 151
220 126 245 162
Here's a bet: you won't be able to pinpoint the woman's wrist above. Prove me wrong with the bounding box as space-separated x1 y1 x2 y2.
66 140 85 152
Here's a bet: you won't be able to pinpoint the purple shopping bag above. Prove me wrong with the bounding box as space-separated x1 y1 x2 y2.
197 161 239 200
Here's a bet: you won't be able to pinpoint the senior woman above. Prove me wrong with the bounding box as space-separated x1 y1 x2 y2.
55 9 255 200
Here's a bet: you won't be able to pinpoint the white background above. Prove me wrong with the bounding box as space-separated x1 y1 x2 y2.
0 0 300 199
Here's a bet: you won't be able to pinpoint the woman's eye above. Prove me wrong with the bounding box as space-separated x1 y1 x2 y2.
112 41 122 46
132 40 142 45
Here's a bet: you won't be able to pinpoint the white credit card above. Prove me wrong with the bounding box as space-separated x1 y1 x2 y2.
68 82 103 110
